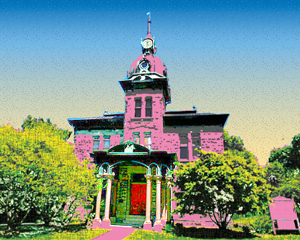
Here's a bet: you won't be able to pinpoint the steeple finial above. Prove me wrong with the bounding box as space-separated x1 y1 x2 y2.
147 12 151 35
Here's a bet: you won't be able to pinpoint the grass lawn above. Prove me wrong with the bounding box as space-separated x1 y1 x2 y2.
0 224 110 240
124 230 300 240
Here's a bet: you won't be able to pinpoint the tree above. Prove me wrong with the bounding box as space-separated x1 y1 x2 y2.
22 115 71 141
0 119 97 233
264 159 300 220
172 150 271 230
223 129 245 152
0 124 39 232
264 161 287 189
268 133 300 169
289 133 300 169
265 133 300 220
269 145 292 166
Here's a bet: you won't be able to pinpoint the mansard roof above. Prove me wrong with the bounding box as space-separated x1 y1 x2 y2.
163 112 229 127
68 113 124 130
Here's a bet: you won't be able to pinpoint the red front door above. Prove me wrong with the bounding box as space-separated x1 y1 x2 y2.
130 184 146 215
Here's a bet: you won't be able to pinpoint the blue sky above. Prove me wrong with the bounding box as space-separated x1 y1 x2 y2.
1 0 299 165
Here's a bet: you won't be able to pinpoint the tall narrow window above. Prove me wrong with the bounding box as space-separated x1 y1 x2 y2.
145 97 152 117
103 136 110 149
93 136 100 152
135 98 142 117
180 134 188 159
133 132 140 144
192 133 201 157
144 132 151 150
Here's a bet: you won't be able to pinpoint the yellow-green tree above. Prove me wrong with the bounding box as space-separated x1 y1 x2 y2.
0 120 97 232
172 150 271 230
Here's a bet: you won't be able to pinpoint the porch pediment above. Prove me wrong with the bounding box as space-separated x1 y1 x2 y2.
108 141 150 154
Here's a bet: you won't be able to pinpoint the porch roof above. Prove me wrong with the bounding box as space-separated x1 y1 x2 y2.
90 150 176 166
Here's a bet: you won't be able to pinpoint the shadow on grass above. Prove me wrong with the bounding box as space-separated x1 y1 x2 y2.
172 224 257 239
0 223 87 238
275 230 300 235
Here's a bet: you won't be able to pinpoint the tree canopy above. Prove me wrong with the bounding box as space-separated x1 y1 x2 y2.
22 115 72 141
172 150 271 230
222 129 245 152
268 133 300 169
0 118 96 232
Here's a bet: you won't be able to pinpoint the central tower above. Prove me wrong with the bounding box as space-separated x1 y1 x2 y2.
119 14 171 148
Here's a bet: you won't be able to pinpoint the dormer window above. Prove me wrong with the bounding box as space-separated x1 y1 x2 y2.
145 97 152 117
138 59 151 73
135 98 142 117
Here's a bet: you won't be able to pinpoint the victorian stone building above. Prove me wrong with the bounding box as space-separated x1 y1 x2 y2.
68 15 229 232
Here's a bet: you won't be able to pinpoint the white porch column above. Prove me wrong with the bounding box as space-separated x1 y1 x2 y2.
143 174 153 230
95 183 103 221
154 175 162 225
161 204 166 221
102 173 115 228
91 175 104 229
165 176 172 222
161 181 167 223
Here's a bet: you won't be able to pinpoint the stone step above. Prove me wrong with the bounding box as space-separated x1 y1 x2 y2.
123 219 144 224
125 215 145 220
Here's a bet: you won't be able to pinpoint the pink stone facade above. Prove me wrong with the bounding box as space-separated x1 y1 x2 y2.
68 15 229 230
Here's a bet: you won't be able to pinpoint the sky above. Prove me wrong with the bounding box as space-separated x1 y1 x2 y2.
1 0 299 166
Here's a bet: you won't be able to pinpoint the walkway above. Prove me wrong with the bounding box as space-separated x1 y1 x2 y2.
91 225 138 240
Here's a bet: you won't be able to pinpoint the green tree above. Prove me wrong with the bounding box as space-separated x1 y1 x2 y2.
172 150 271 230
264 161 287 188
0 124 40 232
223 129 261 168
0 120 96 233
269 145 292 166
22 115 71 141
264 160 300 220
223 129 245 152
289 133 300 169
268 133 300 169
265 133 300 220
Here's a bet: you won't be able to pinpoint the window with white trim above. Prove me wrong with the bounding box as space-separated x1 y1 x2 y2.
133 132 140 144
192 133 201 157
180 134 188 159
103 136 110 149
145 97 152 117
93 136 100 152
135 98 142 117
144 133 151 150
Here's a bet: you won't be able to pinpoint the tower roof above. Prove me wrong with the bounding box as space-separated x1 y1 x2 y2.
120 13 171 105
127 13 167 77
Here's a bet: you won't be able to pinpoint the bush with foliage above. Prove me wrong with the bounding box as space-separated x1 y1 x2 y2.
0 117 97 233
249 215 273 234
172 149 271 230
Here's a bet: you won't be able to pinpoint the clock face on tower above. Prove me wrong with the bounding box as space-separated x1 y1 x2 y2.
142 39 153 49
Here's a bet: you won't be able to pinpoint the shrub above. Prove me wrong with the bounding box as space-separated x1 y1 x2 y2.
242 225 251 234
249 215 273 234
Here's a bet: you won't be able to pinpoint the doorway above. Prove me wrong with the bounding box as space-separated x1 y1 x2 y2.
130 173 146 215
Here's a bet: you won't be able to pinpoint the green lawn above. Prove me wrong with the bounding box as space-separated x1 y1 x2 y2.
124 230 300 240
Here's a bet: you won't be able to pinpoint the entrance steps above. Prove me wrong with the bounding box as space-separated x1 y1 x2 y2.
114 215 145 228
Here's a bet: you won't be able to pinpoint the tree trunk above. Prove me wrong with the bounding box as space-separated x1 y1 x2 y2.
219 221 227 230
